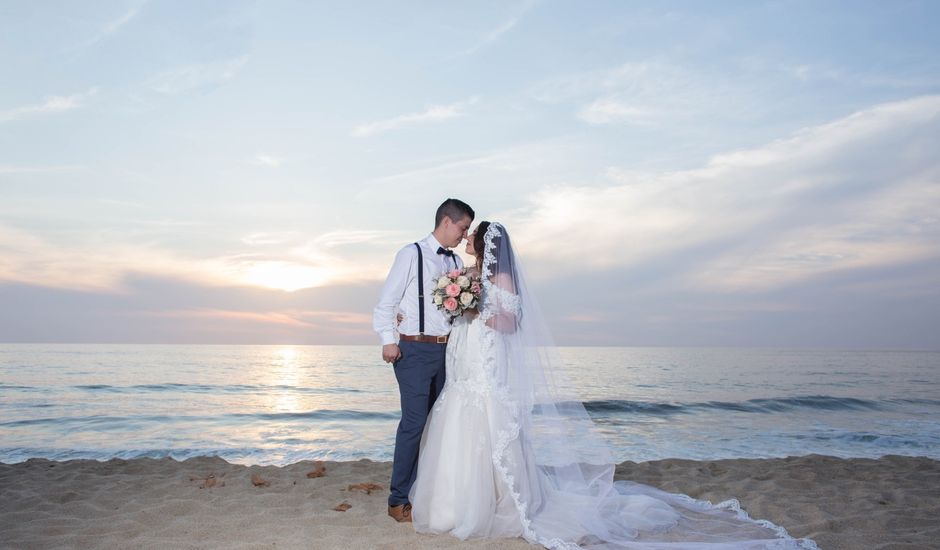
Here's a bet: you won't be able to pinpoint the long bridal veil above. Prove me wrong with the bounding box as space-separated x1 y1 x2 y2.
479 222 818 550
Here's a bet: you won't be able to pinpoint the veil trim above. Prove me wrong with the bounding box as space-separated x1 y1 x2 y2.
481 222 576 549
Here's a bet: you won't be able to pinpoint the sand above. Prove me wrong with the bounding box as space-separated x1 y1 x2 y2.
1 454 938 549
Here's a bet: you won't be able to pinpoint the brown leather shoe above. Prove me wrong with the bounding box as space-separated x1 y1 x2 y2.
387 503 412 523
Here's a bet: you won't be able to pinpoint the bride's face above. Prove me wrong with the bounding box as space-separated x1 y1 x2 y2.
465 228 477 256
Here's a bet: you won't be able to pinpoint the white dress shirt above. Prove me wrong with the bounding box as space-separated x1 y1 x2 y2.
373 234 464 346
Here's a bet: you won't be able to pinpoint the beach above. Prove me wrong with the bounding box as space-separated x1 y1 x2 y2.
2 454 938 550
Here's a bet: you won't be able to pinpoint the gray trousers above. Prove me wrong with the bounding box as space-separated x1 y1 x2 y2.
388 340 446 506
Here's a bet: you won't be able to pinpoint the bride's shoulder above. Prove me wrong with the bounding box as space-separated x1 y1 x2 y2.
464 265 481 277
491 272 515 291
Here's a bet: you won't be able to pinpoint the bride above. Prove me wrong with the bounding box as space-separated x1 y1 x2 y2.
408 221 818 550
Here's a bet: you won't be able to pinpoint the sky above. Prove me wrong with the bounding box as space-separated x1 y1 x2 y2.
1 1 938 347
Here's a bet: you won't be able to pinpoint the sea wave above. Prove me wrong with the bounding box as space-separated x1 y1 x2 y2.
582 395 940 415
70 383 365 394
0 409 400 428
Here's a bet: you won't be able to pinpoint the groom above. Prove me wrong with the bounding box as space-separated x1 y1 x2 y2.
373 198 474 523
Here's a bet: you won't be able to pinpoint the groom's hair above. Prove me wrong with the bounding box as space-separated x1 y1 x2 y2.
435 198 475 227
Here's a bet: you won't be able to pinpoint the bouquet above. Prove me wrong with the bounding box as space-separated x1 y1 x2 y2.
432 268 481 318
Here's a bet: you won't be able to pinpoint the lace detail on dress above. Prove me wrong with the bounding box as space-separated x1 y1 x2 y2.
489 284 521 314
446 379 488 413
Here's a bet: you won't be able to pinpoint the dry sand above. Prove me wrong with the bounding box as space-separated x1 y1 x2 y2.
1 454 937 549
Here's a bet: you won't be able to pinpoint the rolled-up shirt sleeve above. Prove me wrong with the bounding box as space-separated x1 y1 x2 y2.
373 246 414 346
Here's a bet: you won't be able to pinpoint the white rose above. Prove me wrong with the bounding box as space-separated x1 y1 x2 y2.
459 291 474 306
437 277 449 289
456 275 470 288
433 294 443 305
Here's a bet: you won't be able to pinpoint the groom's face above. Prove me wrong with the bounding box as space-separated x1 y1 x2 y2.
443 215 472 248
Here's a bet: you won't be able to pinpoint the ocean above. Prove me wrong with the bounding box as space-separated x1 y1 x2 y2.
1 344 938 465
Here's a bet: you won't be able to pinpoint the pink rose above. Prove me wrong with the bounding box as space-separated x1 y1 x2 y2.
443 297 458 311
470 281 481 293
445 283 461 297
448 269 461 278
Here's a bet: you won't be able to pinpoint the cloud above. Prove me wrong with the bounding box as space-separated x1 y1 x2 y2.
97 198 145 208
0 88 98 123
0 275 382 344
208 229 417 291
529 60 717 126
0 223 202 292
0 164 83 174
530 61 678 104
101 7 141 35
503 95 940 292
140 308 318 328
251 154 283 168
241 232 301 246
578 99 658 125
780 62 940 89
542 57 940 131
147 56 248 95
529 59 799 130
352 97 478 137
365 151 506 185
75 4 144 49
137 308 373 329
461 0 537 55
358 136 589 202
0 217 405 296
695 227 936 293
211 258 332 292
313 230 411 248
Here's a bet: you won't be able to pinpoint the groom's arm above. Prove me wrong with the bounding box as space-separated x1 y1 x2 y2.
373 246 413 362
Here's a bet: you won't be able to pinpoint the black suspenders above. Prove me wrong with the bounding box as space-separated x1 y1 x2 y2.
414 243 425 335
413 241 458 336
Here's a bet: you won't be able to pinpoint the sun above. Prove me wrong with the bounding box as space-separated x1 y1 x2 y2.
240 261 328 292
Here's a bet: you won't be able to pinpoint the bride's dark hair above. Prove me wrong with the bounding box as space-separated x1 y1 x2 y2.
473 221 490 266
474 221 519 296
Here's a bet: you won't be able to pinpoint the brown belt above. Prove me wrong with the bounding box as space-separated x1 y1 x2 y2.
400 334 449 344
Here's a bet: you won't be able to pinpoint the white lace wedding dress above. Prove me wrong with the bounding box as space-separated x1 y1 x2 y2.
409 222 818 550
409 312 533 539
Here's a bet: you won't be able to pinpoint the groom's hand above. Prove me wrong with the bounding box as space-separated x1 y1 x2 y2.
382 344 402 364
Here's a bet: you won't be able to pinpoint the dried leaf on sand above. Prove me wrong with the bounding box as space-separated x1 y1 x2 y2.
347 482 384 495
306 461 326 478
333 501 352 512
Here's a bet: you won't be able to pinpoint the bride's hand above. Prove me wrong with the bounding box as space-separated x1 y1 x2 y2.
485 312 516 333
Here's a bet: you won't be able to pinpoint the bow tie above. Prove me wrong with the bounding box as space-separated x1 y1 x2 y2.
437 247 454 257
